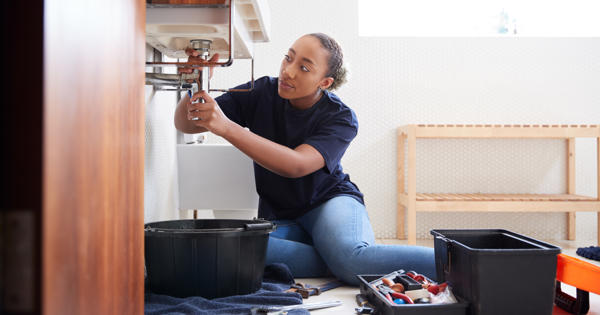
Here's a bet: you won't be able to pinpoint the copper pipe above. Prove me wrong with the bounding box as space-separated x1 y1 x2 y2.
145 56 254 92
209 56 254 92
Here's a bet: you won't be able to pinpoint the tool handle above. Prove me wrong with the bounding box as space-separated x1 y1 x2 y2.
356 294 369 306
244 222 274 231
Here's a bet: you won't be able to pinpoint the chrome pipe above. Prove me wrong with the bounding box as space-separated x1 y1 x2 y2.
145 73 181 86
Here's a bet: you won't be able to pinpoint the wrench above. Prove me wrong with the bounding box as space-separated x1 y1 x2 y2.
251 300 342 315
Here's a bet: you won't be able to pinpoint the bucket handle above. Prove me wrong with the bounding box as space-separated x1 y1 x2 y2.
244 222 274 231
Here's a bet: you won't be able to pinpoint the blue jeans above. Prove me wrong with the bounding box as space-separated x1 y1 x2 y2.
265 196 436 286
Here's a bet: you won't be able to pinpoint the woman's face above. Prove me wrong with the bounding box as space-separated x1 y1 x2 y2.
278 35 333 108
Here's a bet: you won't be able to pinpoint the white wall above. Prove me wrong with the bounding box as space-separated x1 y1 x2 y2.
144 45 180 223
145 0 600 240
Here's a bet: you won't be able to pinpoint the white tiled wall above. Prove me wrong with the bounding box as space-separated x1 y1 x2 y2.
145 0 600 240
144 45 180 223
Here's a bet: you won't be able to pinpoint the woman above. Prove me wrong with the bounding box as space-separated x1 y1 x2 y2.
174 33 435 285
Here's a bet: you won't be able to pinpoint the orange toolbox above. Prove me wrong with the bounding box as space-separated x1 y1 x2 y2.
555 253 600 314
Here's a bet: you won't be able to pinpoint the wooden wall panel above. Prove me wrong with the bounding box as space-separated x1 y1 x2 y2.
43 0 145 314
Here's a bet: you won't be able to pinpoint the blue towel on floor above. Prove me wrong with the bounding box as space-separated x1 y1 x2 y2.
576 246 600 261
145 263 309 315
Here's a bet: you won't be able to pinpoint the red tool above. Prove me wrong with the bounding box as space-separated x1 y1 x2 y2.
390 283 405 293
405 271 430 286
382 277 394 287
426 282 448 295
390 291 414 304
378 285 415 304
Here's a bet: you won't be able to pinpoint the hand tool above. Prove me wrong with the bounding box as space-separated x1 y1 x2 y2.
390 283 405 292
377 285 394 303
355 294 375 314
285 280 344 299
390 291 414 304
251 300 342 315
396 273 423 291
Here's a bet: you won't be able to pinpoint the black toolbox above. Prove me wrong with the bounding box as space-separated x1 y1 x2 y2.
358 275 469 315
431 229 561 315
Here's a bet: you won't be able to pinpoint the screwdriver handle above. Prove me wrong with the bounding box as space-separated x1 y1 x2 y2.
356 294 369 306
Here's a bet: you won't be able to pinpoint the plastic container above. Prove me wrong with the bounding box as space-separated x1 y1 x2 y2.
554 253 600 314
556 253 600 295
358 275 469 315
145 219 275 298
430 229 560 315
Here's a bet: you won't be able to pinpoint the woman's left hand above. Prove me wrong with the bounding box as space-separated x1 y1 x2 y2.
178 51 219 83
187 90 234 137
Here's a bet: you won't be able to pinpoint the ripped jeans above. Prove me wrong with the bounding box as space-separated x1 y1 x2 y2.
265 195 436 286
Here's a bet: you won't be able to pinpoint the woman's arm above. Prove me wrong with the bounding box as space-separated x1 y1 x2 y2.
188 90 325 178
223 124 325 178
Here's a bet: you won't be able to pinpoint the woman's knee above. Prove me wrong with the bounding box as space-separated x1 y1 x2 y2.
320 244 370 285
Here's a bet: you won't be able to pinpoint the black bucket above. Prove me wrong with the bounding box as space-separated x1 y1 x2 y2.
145 219 275 298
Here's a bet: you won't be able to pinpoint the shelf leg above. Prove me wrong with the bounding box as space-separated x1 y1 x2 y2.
397 205 406 240
407 126 417 245
597 137 600 245
397 131 406 239
567 138 576 240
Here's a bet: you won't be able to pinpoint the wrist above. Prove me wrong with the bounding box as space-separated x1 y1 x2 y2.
217 119 238 139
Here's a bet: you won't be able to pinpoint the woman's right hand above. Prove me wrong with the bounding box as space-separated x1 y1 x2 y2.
187 90 234 137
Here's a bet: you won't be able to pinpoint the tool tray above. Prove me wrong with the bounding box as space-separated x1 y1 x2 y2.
358 275 469 315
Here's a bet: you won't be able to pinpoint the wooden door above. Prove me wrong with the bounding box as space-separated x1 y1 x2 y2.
42 0 145 314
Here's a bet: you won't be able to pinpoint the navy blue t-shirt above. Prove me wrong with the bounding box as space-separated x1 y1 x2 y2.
215 76 364 220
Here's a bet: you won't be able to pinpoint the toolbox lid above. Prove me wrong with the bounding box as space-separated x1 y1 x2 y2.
430 229 561 256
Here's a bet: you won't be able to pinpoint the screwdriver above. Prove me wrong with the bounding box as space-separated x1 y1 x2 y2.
355 294 374 314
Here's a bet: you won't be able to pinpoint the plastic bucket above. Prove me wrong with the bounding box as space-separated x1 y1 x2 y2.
145 219 275 298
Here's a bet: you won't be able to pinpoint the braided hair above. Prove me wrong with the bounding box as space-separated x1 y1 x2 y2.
308 33 347 91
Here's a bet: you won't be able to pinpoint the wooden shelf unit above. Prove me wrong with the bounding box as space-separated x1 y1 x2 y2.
397 124 600 245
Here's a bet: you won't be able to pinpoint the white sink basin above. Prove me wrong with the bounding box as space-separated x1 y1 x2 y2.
146 0 270 59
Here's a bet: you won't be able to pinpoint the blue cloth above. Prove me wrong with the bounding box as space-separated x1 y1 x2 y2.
215 76 364 220
144 263 308 315
266 196 437 286
576 246 600 261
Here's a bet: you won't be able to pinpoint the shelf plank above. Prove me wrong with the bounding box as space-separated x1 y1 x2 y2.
416 200 600 212
417 193 596 202
413 193 600 212
400 124 600 138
